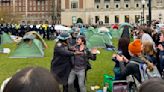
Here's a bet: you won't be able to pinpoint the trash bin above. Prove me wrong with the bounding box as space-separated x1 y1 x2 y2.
103 74 114 92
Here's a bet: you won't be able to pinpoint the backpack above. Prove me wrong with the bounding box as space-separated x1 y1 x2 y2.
129 61 161 89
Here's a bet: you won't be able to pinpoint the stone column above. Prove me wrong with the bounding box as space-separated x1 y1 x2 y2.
120 0 124 9
65 0 69 9
100 0 104 9
110 0 114 9
130 0 135 9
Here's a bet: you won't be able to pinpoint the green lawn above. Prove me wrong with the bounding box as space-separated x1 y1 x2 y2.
0 39 118 91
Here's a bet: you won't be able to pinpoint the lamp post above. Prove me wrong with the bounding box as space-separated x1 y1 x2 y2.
141 12 143 25
148 0 152 27
159 13 162 24
141 0 145 25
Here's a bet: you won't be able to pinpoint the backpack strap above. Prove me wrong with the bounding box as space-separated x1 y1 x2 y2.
130 61 147 82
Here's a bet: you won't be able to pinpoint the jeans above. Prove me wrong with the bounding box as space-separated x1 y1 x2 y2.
68 69 86 92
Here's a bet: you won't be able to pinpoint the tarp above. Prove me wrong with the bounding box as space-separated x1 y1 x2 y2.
55 25 71 31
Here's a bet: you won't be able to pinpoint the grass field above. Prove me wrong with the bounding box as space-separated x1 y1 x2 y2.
0 39 118 91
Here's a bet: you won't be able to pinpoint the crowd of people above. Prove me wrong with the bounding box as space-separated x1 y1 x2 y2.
1 21 164 92
0 23 56 40
112 22 164 91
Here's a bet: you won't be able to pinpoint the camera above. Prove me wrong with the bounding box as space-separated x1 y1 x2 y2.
112 50 123 62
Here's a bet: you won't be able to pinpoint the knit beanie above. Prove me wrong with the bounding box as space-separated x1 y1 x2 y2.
128 39 142 55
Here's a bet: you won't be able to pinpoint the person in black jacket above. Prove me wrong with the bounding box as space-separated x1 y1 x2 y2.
51 33 81 92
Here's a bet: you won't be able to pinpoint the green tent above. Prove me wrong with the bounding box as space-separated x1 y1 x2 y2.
10 39 44 58
1 32 13 44
109 28 122 38
0 45 3 52
0 32 13 53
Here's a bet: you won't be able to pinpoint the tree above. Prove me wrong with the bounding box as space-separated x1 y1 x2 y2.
76 18 83 23
0 7 21 24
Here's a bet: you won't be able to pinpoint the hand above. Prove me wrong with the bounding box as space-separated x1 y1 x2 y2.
112 54 117 58
158 44 164 51
116 55 124 62
91 48 98 54
74 51 83 55
123 57 129 63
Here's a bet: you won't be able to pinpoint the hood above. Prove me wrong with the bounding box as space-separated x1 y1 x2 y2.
130 56 144 64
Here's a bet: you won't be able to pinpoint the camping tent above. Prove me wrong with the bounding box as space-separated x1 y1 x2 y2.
0 32 13 53
10 31 46 58
0 45 3 52
1 32 13 44
10 39 44 58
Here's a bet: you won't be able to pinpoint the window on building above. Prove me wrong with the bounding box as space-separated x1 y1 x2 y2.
106 5 109 8
115 15 119 23
95 16 99 24
23 7 25 11
71 1 78 9
19 7 21 12
114 0 120 1
97 5 99 9
37 1 41 6
116 4 119 8
33 1 36 5
45 6 48 11
126 4 129 8
42 1 45 6
30 7 32 11
146 15 149 24
135 15 140 23
42 6 44 11
136 4 139 7
95 0 100 3
104 0 110 2
125 15 129 23
124 0 130 1
33 7 36 11
157 0 162 7
30 1 32 6
19 2 21 6
38 7 40 11
105 16 109 23
45 1 48 5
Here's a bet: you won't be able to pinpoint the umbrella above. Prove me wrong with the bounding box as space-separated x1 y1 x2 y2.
98 27 109 32
119 23 133 29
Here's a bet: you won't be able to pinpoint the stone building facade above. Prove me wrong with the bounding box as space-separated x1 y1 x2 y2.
61 0 164 25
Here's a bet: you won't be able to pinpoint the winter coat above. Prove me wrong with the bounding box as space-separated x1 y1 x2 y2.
119 57 143 82
51 42 74 85
159 51 164 72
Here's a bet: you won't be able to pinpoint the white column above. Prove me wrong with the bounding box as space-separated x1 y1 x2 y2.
130 0 135 9
13 0 15 15
25 0 28 19
120 0 124 9
100 0 104 9
110 0 114 9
